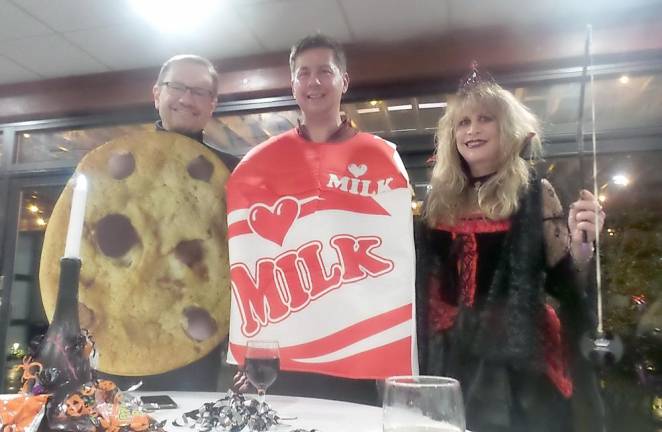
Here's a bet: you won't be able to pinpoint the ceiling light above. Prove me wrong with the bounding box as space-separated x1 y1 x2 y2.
369 100 379 106
387 104 413 112
28 204 39 213
22 133 31 138
619 75 630 84
36 218 46 226
612 174 630 186
357 108 380 114
131 0 220 33
598 194 607 203
418 102 447 109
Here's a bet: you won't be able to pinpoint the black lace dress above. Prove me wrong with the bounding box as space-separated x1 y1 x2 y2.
415 180 604 432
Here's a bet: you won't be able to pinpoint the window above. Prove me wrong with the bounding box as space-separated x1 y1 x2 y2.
16 123 153 164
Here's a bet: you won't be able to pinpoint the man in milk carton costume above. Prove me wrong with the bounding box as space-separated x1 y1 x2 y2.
226 34 416 404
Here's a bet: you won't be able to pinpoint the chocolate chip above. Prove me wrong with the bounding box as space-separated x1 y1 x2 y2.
182 307 218 342
175 239 204 267
108 152 135 179
95 214 139 257
195 264 209 280
187 155 214 182
78 303 95 330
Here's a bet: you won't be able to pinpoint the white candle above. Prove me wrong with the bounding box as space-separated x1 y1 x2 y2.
63 174 88 259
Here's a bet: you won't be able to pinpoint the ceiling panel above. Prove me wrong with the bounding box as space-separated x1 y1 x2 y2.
445 0 662 31
0 34 108 78
0 55 41 84
340 0 450 42
64 24 182 70
166 3 265 59
0 0 53 42
558 0 662 17
235 0 352 51
65 4 264 71
0 0 659 87
13 0 137 32
446 0 554 30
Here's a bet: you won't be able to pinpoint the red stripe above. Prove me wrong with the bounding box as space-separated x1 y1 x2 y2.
228 221 251 239
231 304 412 366
234 337 413 379
288 304 411 357
286 337 413 379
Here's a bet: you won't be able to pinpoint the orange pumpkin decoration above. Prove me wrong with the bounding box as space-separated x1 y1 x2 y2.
129 414 150 431
65 394 86 417
99 415 121 432
96 380 117 392
96 379 119 403
17 357 43 393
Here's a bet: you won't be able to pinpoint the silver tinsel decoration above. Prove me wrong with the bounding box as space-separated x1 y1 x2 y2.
172 391 318 432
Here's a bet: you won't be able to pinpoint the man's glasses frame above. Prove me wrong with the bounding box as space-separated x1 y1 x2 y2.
161 81 215 100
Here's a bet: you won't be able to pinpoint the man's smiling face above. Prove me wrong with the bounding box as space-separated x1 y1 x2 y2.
153 61 217 134
291 47 348 119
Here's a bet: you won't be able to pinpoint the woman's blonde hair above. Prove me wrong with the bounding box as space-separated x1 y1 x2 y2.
425 81 543 226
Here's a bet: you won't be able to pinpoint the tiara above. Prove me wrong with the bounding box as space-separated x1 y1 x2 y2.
458 61 495 94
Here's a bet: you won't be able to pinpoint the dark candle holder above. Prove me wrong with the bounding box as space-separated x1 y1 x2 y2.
35 257 93 430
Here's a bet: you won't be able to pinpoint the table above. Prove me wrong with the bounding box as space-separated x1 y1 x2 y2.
141 391 383 432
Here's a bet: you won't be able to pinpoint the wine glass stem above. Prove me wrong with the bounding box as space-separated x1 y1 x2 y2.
257 388 266 405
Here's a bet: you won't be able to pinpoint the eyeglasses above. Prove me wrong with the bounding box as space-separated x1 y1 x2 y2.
161 81 215 100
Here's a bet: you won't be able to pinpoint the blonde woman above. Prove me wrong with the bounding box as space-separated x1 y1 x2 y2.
416 70 606 432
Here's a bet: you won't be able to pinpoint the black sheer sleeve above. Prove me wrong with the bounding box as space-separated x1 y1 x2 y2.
414 217 431 374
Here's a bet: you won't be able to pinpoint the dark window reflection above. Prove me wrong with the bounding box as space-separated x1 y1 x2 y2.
3 186 63 392
206 111 299 155
16 123 152 164
543 152 662 430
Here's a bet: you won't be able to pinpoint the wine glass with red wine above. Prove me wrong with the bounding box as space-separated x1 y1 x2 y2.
244 340 280 405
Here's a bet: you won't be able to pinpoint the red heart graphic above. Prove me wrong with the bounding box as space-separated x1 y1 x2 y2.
248 197 300 246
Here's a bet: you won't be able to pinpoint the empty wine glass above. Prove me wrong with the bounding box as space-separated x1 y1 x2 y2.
244 340 280 405
383 376 465 432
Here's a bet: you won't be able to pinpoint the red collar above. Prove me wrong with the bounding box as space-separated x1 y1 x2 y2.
435 217 511 234
296 118 357 143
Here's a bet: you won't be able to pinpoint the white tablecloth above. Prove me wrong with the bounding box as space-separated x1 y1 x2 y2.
141 391 382 432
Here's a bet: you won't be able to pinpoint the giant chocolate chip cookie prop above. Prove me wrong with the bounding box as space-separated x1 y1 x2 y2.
39 131 232 375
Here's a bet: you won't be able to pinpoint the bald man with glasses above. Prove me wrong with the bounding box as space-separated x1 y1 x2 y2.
153 54 239 171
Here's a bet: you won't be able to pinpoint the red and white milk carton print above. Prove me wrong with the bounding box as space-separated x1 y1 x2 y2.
226 130 416 379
